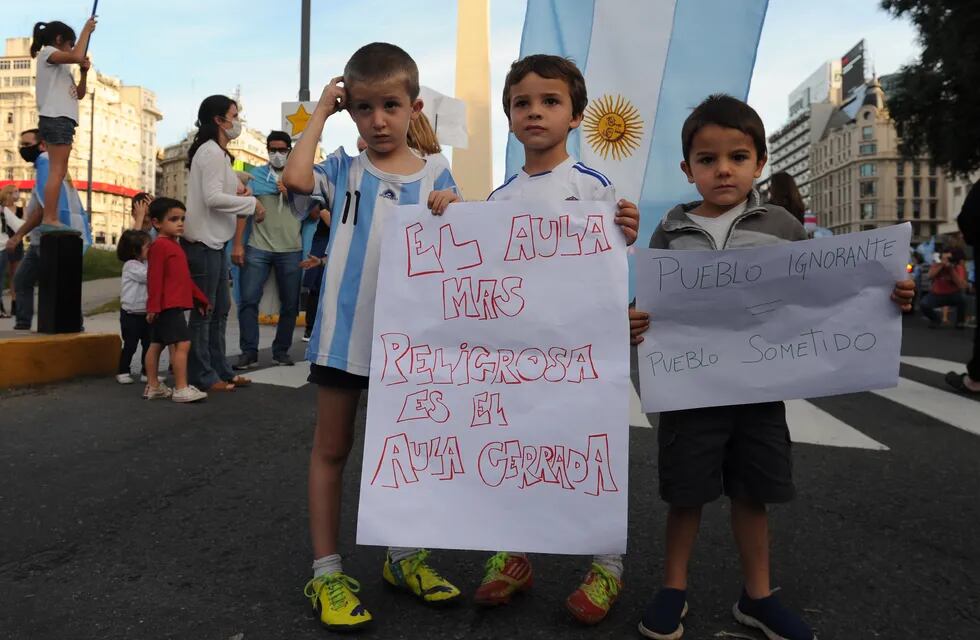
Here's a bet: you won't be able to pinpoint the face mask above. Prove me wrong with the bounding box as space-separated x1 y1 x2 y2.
269 151 288 169
223 118 242 140
19 144 41 163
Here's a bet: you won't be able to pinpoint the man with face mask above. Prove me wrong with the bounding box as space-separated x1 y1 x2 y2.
232 130 308 369
5 128 89 330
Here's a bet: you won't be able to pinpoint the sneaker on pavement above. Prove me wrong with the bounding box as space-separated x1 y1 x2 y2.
143 383 173 400
638 588 689 640
13 323 30 331
116 373 136 385
732 589 815 640
566 562 623 625
474 552 533 606
382 549 460 604
302 331 311 343
273 353 295 366
139 373 148 383
232 352 258 370
172 385 207 403
304 572 372 631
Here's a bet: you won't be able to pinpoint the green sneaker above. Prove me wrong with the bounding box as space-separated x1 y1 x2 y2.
303 572 372 630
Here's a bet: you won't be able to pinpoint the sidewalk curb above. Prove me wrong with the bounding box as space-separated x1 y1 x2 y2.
0 333 121 388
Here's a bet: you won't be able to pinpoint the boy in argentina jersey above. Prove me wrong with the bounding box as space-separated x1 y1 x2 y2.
475 55 640 628
282 43 461 632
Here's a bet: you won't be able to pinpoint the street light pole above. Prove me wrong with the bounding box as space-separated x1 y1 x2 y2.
299 0 311 101
86 88 94 214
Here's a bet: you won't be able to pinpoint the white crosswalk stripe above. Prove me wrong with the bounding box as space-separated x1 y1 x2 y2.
249 357 977 447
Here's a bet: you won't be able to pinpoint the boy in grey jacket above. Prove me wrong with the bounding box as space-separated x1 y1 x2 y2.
631 95 914 640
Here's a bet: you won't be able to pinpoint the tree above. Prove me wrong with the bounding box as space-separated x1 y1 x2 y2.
880 0 980 176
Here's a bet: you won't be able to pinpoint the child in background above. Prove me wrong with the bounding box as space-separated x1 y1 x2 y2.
116 230 152 384
144 198 210 404
30 18 96 231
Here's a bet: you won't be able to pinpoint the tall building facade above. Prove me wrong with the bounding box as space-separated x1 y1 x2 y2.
809 80 949 243
759 60 842 206
0 37 162 247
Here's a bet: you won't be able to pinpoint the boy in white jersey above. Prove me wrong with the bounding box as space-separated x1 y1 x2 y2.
283 42 462 632
476 54 639 626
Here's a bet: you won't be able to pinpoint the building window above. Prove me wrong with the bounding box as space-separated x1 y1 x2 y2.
95 232 106 245
4 168 12 180
913 200 921 218
3 151 10 162
954 186 963 197
897 180 905 198
859 143 876 155
859 163 876 177
12 59 31 70
897 200 905 219
929 200 937 219
5 112 10 124
928 162 937 176
928 179 937 198
0 61 9 70
860 181 876 198
862 126 873 141
861 203 876 220
913 180 921 198
913 162 921 176
12 77 31 87
930 223 937 236
897 161 905 176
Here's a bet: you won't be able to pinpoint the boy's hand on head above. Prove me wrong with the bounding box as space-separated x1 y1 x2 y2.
318 77 347 117
629 308 650 345
891 279 915 312
427 189 460 216
615 199 639 246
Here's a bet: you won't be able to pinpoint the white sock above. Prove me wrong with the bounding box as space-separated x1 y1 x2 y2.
312 553 342 578
387 547 422 563
592 554 624 579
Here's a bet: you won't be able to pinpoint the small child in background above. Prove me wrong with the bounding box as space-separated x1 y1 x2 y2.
144 197 210 404
116 229 151 384
30 17 96 231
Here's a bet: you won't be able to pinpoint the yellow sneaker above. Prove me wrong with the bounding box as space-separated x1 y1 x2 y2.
382 549 461 604
303 572 373 630
565 563 623 624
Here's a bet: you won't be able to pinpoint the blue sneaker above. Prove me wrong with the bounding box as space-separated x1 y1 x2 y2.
638 588 688 639
732 589 815 640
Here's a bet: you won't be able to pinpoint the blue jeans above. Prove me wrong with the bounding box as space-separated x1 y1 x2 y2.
920 291 967 325
183 241 235 388
237 246 302 358
13 244 40 327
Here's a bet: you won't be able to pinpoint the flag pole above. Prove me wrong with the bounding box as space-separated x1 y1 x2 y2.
83 0 98 56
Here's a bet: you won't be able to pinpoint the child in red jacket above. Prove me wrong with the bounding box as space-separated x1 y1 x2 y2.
144 197 210 403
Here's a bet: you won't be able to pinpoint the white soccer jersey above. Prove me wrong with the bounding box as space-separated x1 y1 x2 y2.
305 147 458 376
487 155 616 203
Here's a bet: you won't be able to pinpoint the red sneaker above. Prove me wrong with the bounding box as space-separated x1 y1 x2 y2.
566 563 623 625
474 552 533 606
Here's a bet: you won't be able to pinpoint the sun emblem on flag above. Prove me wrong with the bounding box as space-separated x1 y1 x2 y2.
583 95 644 161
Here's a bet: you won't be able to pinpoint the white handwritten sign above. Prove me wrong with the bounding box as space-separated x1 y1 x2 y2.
356 200 629 555
636 223 912 412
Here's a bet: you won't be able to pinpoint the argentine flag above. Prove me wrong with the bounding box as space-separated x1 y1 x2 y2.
506 0 768 244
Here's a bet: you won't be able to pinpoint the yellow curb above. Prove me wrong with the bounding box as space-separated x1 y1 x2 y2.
259 312 308 327
0 333 121 388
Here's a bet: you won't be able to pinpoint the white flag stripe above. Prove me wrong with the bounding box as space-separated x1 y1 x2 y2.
872 378 980 436
785 399 889 450
900 355 969 376
631 383 653 428
580 0 677 202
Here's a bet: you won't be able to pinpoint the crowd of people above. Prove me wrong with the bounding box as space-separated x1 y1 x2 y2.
7 11 980 640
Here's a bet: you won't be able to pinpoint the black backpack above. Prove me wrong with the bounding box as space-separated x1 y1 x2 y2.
958 181 980 247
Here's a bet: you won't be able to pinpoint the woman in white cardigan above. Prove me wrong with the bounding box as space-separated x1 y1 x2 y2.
183 95 266 392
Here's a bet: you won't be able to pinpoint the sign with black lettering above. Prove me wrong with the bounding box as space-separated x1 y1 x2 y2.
636 224 911 412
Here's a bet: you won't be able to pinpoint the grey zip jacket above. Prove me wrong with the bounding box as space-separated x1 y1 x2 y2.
649 189 807 251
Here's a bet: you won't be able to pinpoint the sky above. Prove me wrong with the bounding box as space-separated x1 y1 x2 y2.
8 0 921 187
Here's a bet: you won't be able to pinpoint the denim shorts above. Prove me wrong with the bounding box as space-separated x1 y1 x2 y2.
38 116 77 146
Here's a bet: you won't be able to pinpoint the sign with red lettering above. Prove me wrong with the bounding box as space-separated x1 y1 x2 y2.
356 200 629 554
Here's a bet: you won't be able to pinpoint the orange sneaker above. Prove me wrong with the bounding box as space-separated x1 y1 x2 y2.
566 563 623 625
474 552 533 606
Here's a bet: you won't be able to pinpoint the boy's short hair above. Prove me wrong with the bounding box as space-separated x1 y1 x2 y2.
116 229 150 262
267 130 292 148
344 42 419 101
149 197 186 222
502 54 588 121
681 94 767 163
